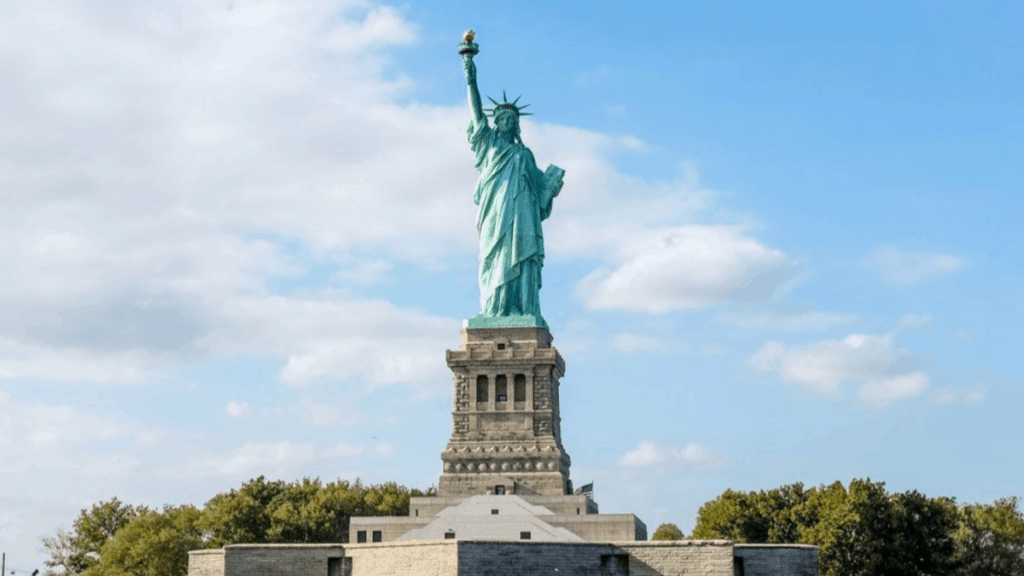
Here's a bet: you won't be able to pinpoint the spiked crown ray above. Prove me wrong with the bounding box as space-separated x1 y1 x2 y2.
484 90 533 117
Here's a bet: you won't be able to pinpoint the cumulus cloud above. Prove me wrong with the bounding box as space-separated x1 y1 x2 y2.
617 440 723 469
371 442 394 457
0 0 774 391
207 294 457 387
749 331 929 406
716 310 859 332
576 225 798 313
618 440 665 467
863 247 966 286
0 0 471 387
0 391 159 481
225 401 251 417
182 440 367 478
295 396 358 426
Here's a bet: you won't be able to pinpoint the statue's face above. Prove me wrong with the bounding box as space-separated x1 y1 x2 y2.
494 111 518 135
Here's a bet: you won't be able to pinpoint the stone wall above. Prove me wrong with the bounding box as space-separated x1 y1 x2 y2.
220 544 345 576
458 541 622 576
348 516 429 543
458 541 735 576
619 541 734 576
189 539 818 576
345 541 458 576
734 544 819 576
187 549 224 576
547 514 647 542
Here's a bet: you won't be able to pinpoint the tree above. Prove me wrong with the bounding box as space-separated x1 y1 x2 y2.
85 505 203 576
39 476 440 575
65 497 146 575
690 488 763 542
953 497 1024 576
199 475 288 547
881 490 958 576
41 528 78 576
690 483 809 543
796 478 893 576
651 523 684 541
691 478 976 576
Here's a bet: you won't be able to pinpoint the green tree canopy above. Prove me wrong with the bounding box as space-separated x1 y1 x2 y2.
691 478 1024 576
65 497 147 575
651 523 684 541
86 505 203 576
953 496 1024 576
690 482 810 543
42 476 435 576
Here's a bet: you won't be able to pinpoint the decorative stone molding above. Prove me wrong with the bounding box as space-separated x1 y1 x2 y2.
440 327 572 498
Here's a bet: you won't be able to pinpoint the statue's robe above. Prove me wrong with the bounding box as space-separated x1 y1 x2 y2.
468 118 560 317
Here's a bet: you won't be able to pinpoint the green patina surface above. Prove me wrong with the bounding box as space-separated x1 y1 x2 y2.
466 313 549 329
459 32 563 329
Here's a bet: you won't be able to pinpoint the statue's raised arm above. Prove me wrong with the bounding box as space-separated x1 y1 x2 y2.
459 30 485 123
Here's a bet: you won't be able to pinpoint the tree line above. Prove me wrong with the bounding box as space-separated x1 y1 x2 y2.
41 476 1023 576
652 478 1024 576
41 477 434 576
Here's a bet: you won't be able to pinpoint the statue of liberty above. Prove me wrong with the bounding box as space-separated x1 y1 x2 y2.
458 30 565 329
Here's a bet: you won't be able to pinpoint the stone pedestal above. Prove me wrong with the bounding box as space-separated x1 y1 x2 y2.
439 326 572 498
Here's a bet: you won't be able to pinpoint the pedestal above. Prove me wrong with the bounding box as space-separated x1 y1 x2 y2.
439 326 571 497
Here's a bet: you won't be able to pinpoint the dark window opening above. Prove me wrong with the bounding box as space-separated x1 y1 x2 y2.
494 485 505 495
496 343 506 350
328 557 351 576
577 508 580 515
601 554 629 574
520 531 531 540
495 375 507 402
356 530 366 543
476 375 488 402
414 509 418 516
733 557 745 576
491 509 499 515
444 531 456 540
372 530 382 543
514 374 526 401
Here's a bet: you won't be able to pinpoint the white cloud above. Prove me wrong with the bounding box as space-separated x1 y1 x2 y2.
863 247 966 286
0 0 760 390
207 294 457 388
894 313 933 331
335 259 394 284
225 401 250 417
617 440 723 469
183 440 369 478
576 225 797 313
717 310 859 331
321 442 365 459
214 441 319 475
618 440 666 467
0 337 154 384
672 442 724 469
0 391 151 453
297 397 353 426
372 442 394 457
857 371 929 406
936 387 986 404
749 331 929 406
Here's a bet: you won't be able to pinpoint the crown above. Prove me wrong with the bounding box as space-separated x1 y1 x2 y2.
484 90 533 117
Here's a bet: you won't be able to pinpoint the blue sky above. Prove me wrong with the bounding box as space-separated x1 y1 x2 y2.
1 0 1022 572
